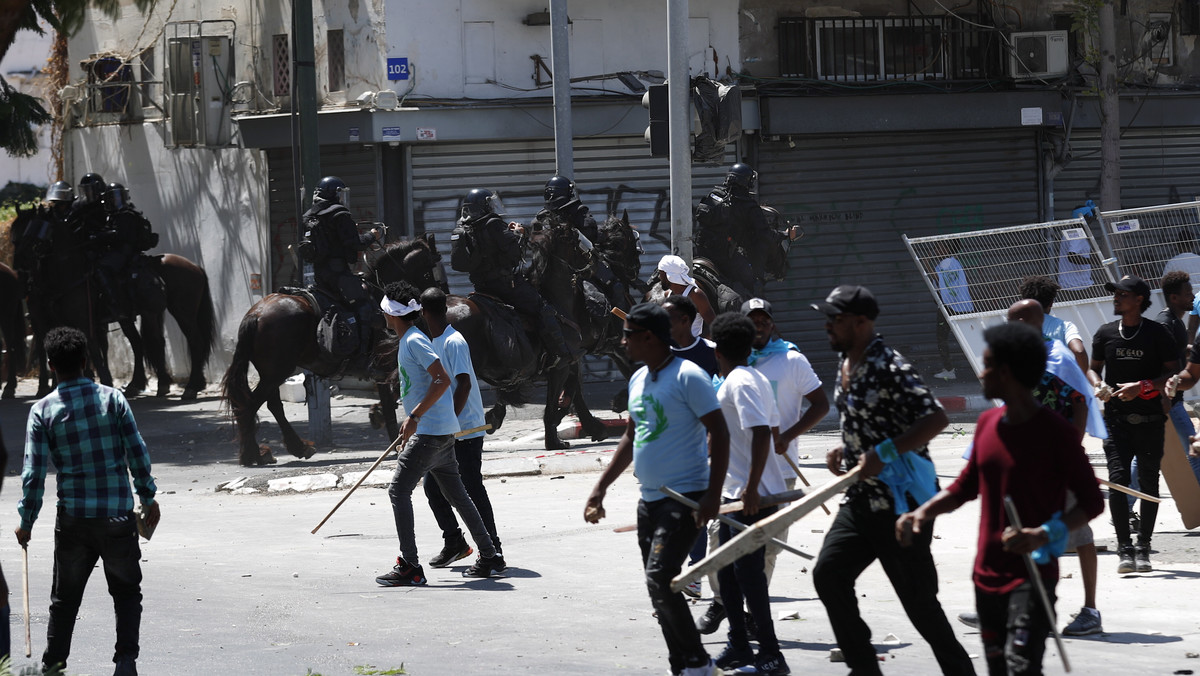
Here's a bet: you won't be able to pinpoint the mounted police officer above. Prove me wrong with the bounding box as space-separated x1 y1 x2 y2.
45 181 75 223
71 172 109 237
534 175 598 243
300 176 381 319
450 188 572 366
694 163 783 296
90 182 159 319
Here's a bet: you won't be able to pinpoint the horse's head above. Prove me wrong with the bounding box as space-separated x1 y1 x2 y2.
596 210 643 282
759 206 792 283
369 237 446 293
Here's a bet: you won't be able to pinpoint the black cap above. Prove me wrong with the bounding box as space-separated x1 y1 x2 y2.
626 302 675 347
740 297 773 318
811 285 880 320
1104 274 1151 300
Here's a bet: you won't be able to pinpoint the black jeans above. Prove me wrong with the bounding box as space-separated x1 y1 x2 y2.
1103 415 1165 547
975 581 1057 676
813 499 975 676
45 510 143 670
637 493 709 673
424 436 501 550
717 504 779 654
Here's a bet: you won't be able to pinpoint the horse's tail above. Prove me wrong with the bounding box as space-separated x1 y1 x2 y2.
220 311 258 432
193 269 217 376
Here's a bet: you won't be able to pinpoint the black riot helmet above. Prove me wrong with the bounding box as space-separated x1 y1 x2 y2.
78 173 107 204
313 176 348 206
460 188 505 223
102 182 130 213
45 181 74 204
725 163 758 198
543 175 576 211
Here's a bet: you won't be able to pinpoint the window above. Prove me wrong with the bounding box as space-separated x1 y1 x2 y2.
273 34 290 96
813 18 945 81
328 29 344 92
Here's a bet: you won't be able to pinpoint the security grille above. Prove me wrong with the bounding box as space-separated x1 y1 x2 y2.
1099 201 1200 285
328 29 345 92
273 34 290 97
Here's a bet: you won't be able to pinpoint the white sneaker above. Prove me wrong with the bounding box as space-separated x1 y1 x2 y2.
683 580 702 599
680 659 724 676
935 368 957 380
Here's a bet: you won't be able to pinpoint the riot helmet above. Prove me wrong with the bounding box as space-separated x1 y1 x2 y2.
313 176 349 207
543 175 576 211
45 181 74 204
78 173 107 204
725 163 757 197
102 182 130 213
460 188 505 223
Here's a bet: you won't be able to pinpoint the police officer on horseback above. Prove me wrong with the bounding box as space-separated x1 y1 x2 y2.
534 175 598 243
694 163 796 297
451 188 572 367
91 182 160 319
71 172 109 237
301 176 381 319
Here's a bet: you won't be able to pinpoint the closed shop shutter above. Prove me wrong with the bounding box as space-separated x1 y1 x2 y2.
1051 127 1200 216
265 143 380 289
755 128 1041 379
411 136 732 384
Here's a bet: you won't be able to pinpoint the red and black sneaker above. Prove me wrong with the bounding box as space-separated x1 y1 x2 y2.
375 557 427 587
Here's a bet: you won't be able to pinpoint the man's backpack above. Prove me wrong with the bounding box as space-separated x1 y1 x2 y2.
450 223 483 273
119 209 159 251
298 215 328 263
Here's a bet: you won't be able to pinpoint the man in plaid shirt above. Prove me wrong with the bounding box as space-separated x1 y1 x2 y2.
15 327 160 676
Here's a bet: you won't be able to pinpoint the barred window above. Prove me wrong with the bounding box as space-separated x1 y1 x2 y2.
273 34 290 97
328 29 345 92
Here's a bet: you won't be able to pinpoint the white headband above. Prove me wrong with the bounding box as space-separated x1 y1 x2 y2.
380 296 421 317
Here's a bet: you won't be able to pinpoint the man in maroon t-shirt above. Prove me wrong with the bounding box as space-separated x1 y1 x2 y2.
897 322 1103 676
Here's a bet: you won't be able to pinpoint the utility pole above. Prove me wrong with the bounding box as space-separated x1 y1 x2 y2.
292 0 331 445
549 0 573 178
667 0 692 260
1099 0 1121 211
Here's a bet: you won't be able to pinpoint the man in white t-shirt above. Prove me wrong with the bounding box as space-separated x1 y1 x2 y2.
708 313 790 676
1019 275 1090 374
742 297 828 583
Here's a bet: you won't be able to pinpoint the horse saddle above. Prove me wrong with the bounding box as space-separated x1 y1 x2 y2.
129 255 166 314
277 285 363 362
467 292 537 368
690 258 746 314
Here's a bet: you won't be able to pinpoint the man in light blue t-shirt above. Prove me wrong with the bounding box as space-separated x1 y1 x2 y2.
585 303 730 676
418 286 504 571
374 281 500 587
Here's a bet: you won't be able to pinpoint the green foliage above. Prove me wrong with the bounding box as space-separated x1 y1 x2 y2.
354 666 407 675
0 182 47 207
0 654 68 676
0 78 51 159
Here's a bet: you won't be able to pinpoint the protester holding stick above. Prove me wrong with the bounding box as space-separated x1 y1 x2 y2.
584 303 730 676
898 322 1103 675
810 285 974 676
374 281 500 586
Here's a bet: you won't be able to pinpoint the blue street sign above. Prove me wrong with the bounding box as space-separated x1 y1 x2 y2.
387 58 409 81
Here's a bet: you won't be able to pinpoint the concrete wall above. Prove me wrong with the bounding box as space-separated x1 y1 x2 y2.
383 0 740 100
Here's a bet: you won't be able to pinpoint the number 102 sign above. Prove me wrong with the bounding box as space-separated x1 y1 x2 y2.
387 57 409 81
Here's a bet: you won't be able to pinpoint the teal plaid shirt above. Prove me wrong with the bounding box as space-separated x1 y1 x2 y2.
19 377 157 531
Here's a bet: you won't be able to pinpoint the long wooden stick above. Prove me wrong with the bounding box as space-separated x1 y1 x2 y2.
22 544 31 657
311 423 492 534
671 467 860 593
660 486 813 560
610 488 810 533
610 307 627 320
1098 478 1162 503
1003 496 1070 673
782 453 831 515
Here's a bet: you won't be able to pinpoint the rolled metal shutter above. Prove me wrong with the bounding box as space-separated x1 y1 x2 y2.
1051 127 1200 214
755 129 1041 379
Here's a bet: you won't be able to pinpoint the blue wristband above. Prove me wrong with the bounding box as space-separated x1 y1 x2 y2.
1031 511 1068 565
875 438 900 464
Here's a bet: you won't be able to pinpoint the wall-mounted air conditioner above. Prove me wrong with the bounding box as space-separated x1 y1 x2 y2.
1007 30 1069 80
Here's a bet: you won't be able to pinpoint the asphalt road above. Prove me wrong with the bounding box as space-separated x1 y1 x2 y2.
0 379 1198 675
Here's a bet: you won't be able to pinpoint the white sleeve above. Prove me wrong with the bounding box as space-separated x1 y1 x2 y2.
731 377 773 430
789 351 823 395
1063 319 1082 345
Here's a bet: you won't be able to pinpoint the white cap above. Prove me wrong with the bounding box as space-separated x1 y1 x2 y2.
657 255 695 287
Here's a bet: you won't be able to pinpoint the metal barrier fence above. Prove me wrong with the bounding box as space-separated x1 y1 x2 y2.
1098 201 1200 287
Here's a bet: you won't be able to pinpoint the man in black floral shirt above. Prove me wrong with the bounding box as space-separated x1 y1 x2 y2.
810 285 974 676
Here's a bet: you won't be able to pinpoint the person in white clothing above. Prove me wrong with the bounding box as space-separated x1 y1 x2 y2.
1020 275 1090 374
656 255 715 337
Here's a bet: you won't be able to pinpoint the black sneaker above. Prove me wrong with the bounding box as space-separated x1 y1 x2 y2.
493 549 507 573
113 656 138 676
696 601 726 635
428 539 472 568
463 554 505 578
1135 545 1153 572
375 557 427 587
1117 546 1136 574
755 650 791 676
713 642 754 670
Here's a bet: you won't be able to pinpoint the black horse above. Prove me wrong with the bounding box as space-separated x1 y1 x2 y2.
221 236 445 466
0 262 25 398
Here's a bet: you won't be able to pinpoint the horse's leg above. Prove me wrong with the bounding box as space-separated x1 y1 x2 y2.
543 361 573 450
117 316 148 396
91 324 114 387
138 311 172 397
264 388 317 460
567 360 608 442
484 402 506 435
374 382 400 440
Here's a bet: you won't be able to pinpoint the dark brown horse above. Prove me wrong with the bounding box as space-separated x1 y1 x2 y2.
0 262 25 398
221 236 445 466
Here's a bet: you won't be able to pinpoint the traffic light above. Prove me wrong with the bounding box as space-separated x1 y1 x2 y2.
642 83 668 157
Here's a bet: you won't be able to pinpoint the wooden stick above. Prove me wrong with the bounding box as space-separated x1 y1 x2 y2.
610 307 627 320
782 453 831 515
1098 478 1162 503
610 488 810 534
22 544 31 657
311 423 493 534
671 467 860 593
659 486 813 560
1003 496 1070 673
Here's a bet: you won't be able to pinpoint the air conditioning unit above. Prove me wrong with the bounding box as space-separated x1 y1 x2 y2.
1007 30 1069 80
